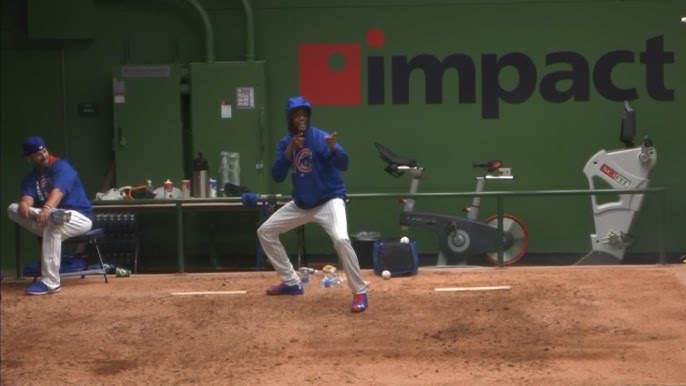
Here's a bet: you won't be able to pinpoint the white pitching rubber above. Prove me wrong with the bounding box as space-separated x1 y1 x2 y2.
171 290 247 296
434 286 511 292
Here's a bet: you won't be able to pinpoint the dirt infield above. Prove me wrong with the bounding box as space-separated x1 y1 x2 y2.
2 265 686 385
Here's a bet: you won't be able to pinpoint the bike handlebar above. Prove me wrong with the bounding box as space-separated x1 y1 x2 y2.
472 160 503 172
375 142 420 178
376 142 507 174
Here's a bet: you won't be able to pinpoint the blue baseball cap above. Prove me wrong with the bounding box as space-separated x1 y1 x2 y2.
22 136 46 156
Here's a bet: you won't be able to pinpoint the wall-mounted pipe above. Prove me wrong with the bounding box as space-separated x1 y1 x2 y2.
240 0 255 61
185 0 254 62
185 0 215 62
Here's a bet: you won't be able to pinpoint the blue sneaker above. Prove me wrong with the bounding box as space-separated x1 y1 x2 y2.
266 283 304 296
351 293 368 313
26 282 61 295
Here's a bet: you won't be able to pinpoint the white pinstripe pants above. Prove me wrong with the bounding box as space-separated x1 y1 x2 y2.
257 198 367 295
7 203 92 289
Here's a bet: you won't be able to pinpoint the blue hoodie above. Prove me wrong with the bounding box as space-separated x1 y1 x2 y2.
272 96 348 209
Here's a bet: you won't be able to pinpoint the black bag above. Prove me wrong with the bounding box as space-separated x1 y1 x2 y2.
224 183 251 197
372 239 419 277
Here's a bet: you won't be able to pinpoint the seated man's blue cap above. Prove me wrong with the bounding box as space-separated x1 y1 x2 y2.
22 136 46 156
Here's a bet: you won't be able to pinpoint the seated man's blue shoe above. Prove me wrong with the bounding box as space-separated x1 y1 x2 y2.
351 293 368 313
266 283 304 296
26 282 61 295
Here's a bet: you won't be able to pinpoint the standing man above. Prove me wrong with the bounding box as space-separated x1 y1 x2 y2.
7 136 93 295
257 96 368 313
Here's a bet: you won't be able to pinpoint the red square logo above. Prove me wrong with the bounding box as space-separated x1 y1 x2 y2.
298 43 361 105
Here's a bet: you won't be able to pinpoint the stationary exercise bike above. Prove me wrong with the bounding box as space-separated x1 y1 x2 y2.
375 142 529 266
576 101 657 265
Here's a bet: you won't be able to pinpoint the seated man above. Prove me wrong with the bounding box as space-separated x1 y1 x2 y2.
7 136 93 295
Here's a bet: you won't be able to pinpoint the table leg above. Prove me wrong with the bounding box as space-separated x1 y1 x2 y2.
176 202 185 274
15 223 23 278
209 222 218 269
297 225 306 268
254 206 264 271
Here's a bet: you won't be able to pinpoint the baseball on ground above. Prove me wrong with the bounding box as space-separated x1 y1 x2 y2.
400 236 409 244
382 270 391 279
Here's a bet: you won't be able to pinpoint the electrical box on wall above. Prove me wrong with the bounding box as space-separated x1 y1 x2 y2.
189 61 268 194
111 64 184 186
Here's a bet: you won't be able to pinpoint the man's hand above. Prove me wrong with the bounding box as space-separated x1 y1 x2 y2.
285 133 304 160
325 131 338 152
37 207 51 226
18 201 31 219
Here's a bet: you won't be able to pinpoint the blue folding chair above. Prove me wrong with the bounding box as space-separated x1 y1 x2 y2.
32 228 109 283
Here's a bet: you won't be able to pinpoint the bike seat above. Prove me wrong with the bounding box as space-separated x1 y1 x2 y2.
473 160 503 172
375 142 417 168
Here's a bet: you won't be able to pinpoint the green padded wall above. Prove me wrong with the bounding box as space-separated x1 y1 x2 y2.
1 49 66 274
27 0 95 40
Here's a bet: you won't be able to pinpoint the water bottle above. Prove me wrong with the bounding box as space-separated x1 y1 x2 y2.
297 267 315 288
209 179 217 198
218 152 230 196
146 180 155 197
298 271 310 288
228 152 240 186
320 273 341 289
163 179 174 199
298 267 316 275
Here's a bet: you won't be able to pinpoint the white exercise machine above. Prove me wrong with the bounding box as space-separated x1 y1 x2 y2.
576 101 657 264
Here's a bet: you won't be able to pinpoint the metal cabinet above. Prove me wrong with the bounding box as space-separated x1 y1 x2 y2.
112 64 184 186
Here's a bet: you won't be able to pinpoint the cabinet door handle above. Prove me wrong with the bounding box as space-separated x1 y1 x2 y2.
118 127 127 147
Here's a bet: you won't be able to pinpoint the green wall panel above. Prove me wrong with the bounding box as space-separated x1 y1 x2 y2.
257 0 686 256
189 61 268 193
27 0 95 40
0 49 66 273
